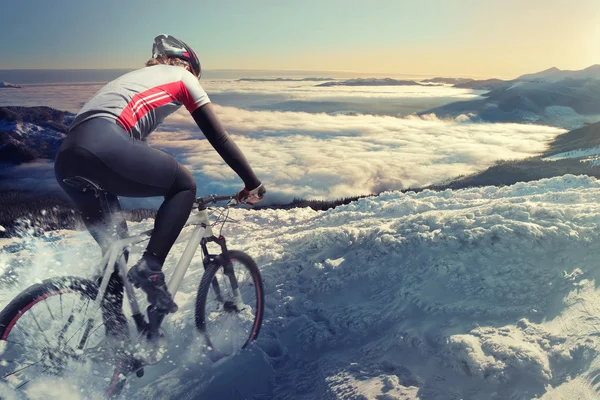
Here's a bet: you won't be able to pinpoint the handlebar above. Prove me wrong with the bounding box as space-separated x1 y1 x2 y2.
194 194 239 209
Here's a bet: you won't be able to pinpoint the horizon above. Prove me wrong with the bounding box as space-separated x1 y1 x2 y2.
2 0 599 78
1 63 599 83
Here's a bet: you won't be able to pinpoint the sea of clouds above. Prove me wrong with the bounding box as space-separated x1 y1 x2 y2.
0 80 565 205
153 105 563 202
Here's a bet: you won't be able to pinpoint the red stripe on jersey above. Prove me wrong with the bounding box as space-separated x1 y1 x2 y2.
117 81 198 132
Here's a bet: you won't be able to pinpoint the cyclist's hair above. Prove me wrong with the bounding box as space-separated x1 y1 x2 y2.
146 55 191 70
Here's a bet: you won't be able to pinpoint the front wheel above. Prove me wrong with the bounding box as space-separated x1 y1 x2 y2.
0 277 126 397
195 250 264 357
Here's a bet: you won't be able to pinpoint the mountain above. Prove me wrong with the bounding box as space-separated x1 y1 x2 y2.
2 175 600 399
544 120 600 157
0 82 22 89
0 106 73 165
453 78 510 90
518 64 600 82
238 77 334 82
420 77 474 85
317 78 422 87
423 121 600 192
420 65 600 128
422 77 600 129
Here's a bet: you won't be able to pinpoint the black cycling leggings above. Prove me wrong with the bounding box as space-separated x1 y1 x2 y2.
54 117 196 264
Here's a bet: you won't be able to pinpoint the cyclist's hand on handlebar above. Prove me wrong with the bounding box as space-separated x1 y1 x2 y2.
236 183 266 205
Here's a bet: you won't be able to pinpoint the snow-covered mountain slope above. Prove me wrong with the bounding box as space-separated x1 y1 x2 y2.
0 106 71 165
544 146 600 166
3 175 600 399
317 78 422 87
423 78 600 129
0 121 65 164
0 82 22 89
518 65 600 82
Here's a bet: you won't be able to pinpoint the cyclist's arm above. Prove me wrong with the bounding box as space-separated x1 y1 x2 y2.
175 71 261 190
191 103 261 190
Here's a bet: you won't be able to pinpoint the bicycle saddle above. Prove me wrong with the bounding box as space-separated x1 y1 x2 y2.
62 176 105 197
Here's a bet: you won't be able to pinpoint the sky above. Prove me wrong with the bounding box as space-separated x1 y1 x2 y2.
2 0 600 78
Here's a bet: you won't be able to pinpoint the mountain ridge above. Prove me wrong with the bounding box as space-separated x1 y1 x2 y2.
518 64 600 81
420 64 600 129
0 106 73 165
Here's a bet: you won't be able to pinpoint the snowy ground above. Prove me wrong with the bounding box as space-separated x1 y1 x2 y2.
3 175 600 399
544 146 600 167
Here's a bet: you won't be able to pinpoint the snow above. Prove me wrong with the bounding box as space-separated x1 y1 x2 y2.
3 175 600 398
506 81 525 90
0 121 64 141
0 82 22 89
544 146 600 166
545 146 600 161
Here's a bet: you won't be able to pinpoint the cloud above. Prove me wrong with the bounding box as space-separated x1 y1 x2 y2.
150 105 564 202
202 79 484 100
0 84 103 113
0 80 482 119
0 82 565 206
0 160 57 191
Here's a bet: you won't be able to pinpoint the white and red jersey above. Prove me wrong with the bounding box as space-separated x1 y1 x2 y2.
70 65 210 140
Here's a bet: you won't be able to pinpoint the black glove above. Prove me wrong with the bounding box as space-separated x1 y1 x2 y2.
236 183 266 205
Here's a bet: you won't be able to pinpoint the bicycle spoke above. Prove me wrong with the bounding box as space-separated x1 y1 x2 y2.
214 312 236 344
2 339 47 354
15 378 31 390
44 298 55 321
1 360 42 380
73 294 87 316
1 282 116 393
88 322 106 340
206 261 257 352
57 314 76 345
11 325 36 344
28 309 52 348
15 365 51 390
65 299 92 348
236 270 253 294
77 318 95 350
81 298 91 319
64 323 86 348
76 300 93 345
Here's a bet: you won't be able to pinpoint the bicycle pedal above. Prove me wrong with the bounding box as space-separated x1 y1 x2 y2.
136 367 144 378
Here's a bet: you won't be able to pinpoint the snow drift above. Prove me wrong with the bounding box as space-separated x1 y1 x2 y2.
2 175 600 399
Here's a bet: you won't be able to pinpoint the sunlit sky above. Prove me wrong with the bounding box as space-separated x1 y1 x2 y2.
1 0 599 78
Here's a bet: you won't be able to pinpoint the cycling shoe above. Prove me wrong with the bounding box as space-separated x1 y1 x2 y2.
127 256 178 313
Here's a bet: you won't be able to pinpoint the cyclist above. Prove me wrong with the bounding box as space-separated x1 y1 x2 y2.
54 34 265 335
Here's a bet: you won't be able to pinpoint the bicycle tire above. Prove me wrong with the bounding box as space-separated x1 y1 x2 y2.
0 277 126 397
195 250 265 354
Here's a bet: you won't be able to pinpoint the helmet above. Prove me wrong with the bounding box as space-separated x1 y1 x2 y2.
152 34 201 78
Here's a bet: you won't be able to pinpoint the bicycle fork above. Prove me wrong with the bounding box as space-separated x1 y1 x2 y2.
202 236 246 312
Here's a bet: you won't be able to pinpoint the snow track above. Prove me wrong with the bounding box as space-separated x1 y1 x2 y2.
2 175 600 399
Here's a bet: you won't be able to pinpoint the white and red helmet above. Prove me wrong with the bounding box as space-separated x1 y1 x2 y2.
152 34 201 78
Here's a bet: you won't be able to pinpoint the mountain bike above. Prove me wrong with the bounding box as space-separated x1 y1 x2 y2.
0 177 265 398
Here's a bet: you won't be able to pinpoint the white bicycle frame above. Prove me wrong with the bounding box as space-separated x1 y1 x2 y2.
93 206 218 317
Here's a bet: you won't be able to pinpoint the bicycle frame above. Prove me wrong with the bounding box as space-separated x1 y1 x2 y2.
93 205 220 334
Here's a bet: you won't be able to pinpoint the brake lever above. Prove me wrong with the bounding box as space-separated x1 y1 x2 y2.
227 198 240 207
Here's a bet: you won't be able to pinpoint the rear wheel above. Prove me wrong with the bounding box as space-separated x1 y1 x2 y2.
195 250 264 358
0 277 126 397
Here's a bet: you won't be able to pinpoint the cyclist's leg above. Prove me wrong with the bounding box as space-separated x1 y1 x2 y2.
60 187 128 254
55 118 196 309
56 118 196 260
54 179 129 336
